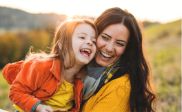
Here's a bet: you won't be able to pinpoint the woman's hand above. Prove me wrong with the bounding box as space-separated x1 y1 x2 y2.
36 104 53 112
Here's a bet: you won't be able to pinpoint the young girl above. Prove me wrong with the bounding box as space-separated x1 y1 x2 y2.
2 19 97 112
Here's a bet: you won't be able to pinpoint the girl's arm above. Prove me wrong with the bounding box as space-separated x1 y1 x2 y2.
9 61 44 112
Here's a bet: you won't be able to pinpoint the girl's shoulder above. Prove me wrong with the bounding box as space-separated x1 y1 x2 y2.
24 53 55 67
2 57 55 84
23 57 56 76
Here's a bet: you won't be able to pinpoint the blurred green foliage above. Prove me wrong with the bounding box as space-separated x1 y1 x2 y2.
0 29 53 68
144 20 180 40
0 28 53 111
144 20 181 112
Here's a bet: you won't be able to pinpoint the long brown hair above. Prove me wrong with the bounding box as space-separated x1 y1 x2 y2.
95 7 155 112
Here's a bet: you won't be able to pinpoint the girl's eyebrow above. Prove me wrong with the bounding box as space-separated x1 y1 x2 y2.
77 32 87 35
78 32 95 39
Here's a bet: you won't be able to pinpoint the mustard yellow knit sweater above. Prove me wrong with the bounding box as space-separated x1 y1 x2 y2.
82 74 131 112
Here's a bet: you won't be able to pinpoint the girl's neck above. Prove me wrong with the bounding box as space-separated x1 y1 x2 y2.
62 64 83 83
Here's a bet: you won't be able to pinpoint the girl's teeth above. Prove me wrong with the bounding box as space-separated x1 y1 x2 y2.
80 48 92 57
83 49 91 53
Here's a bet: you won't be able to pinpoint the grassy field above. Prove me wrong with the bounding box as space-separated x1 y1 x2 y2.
144 20 181 40
144 20 181 112
0 70 14 111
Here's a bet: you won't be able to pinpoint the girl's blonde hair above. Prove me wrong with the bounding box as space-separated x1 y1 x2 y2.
51 19 97 69
26 19 97 69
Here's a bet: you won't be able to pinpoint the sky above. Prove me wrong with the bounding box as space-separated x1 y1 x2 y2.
0 0 181 23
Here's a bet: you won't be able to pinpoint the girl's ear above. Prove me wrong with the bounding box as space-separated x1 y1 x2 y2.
58 43 62 50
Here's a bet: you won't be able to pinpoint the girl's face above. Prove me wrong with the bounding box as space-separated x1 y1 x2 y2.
96 23 129 67
72 23 96 65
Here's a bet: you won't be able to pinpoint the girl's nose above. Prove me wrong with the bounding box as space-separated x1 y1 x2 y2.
86 39 93 46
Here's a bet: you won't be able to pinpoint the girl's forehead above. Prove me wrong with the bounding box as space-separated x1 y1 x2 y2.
74 24 96 35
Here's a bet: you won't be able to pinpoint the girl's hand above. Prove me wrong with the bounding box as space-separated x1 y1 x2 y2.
36 104 53 112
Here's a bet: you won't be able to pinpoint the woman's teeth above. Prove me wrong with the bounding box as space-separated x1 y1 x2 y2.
100 51 112 58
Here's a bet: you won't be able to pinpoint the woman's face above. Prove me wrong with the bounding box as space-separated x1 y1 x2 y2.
96 23 129 67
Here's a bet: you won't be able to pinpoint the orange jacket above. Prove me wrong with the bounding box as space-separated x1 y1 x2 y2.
2 58 83 112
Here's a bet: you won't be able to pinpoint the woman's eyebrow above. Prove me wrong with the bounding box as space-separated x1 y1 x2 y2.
102 33 111 38
102 33 127 43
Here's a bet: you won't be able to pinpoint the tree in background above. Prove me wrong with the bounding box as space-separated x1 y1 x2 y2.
0 29 53 69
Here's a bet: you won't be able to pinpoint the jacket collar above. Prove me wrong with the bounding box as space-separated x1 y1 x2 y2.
50 59 62 81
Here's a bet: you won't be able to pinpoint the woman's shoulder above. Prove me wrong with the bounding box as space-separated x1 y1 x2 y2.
103 74 131 92
86 74 131 107
113 74 130 86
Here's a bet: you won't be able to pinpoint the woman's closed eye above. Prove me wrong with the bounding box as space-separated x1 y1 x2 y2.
116 41 125 47
101 35 110 41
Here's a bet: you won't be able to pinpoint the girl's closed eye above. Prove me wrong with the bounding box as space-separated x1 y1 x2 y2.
79 36 85 39
92 39 96 44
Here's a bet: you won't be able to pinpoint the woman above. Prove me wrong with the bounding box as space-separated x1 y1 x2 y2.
82 7 155 112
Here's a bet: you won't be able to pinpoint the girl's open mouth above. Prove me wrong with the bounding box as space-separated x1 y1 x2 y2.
80 48 92 57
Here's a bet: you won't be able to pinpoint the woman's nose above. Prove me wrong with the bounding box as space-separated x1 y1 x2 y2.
105 42 114 51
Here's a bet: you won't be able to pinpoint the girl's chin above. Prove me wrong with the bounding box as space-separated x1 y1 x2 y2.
76 58 90 65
